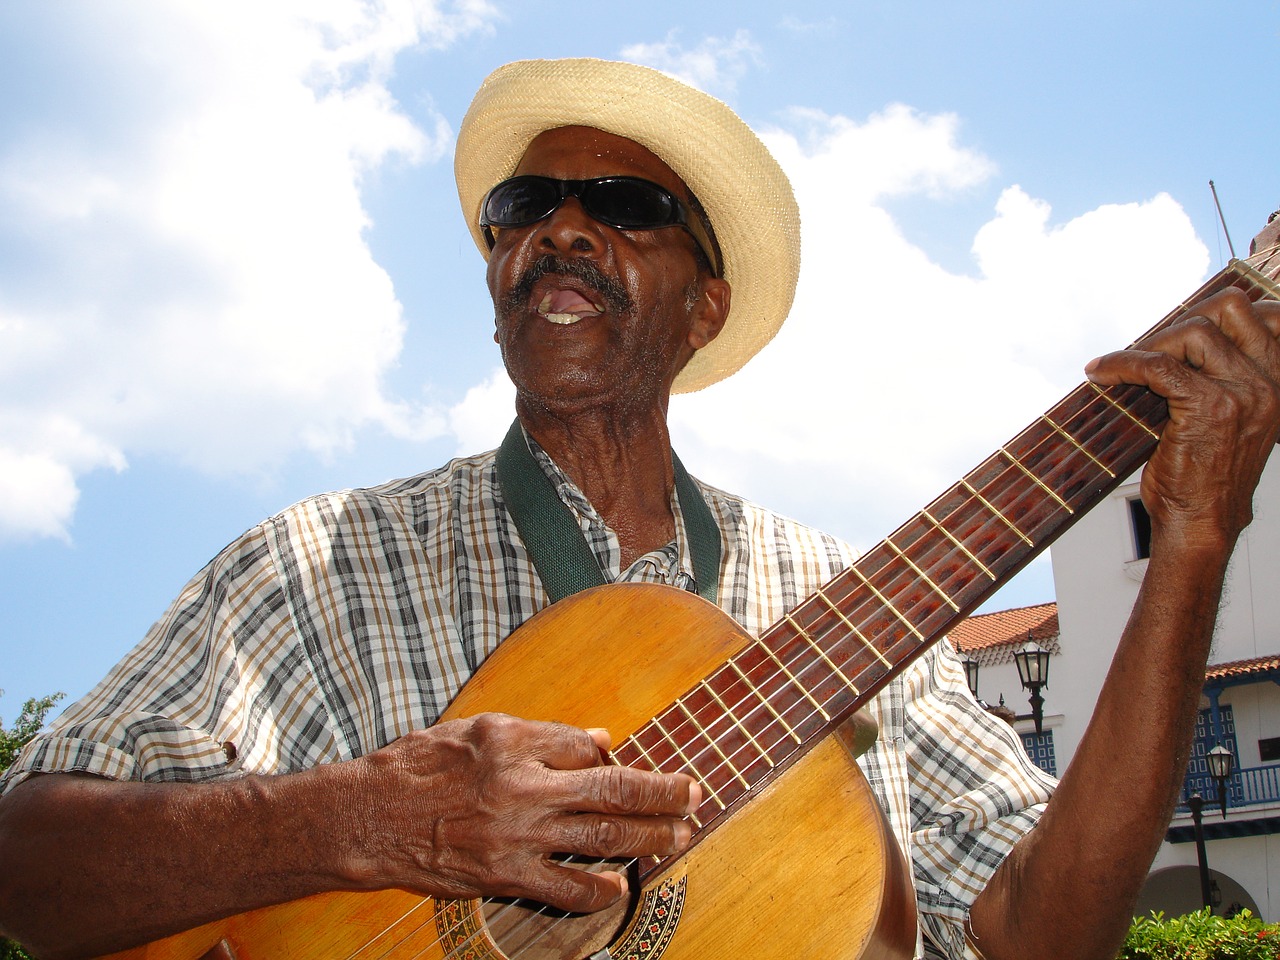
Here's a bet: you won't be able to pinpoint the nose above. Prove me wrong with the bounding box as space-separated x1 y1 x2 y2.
533 197 607 260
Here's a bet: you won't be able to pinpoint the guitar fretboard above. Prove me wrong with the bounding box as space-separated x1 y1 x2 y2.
614 257 1280 878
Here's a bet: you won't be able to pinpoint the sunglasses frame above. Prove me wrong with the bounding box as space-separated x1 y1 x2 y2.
479 175 721 277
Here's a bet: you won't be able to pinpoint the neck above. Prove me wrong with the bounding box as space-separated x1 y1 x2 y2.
516 398 676 566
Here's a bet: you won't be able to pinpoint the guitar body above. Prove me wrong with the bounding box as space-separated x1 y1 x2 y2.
103 584 916 960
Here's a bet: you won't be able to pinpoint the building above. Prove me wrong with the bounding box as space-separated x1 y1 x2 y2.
954 451 1280 920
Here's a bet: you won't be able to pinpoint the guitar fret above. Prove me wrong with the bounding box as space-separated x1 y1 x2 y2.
1039 412 1116 478
630 732 706 828
921 507 996 580
997 446 1073 514
699 677 775 769
883 538 960 612
757 639 831 722
676 697 751 789
1086 381 1161 439
652 716 725 810
810 587 896 669
782 613 860 696
959 478 1035 547
728 657 803 745
834 573 925 645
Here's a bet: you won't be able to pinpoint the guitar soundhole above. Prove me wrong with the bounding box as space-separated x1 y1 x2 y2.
480 858 638 959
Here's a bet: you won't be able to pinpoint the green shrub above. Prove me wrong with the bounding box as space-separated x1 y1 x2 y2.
1120 908 1280 959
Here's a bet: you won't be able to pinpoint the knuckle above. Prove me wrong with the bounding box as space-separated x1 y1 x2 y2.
592 766 650 812
542 870 599 912
581 816 628 852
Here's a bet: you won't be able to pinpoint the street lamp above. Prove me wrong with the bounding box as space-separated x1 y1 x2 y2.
1187 793 1214 911
962 655 980 699
1013 636 1051 735
1207 744 1235 819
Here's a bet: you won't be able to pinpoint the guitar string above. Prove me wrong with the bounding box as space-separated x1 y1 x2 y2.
340 374 1147 960
372 380 1132 960
346 265 1278 958
469 263 1280 957
375 375 1169 960
634 259 1280 833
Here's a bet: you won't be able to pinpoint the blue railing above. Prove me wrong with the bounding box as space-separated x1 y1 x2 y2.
1180 763 1280 811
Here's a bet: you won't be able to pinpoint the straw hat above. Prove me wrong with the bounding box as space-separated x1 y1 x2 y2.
455 58 800 394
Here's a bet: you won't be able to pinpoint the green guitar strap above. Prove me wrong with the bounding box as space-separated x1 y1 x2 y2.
495 420 721 605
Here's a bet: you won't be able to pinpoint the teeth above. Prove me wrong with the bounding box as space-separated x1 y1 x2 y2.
534 292 602 325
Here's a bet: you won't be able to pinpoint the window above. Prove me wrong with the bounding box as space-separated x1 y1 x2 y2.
1021 730 1057 776
1259 736 1280 763
1182 705 1239 807
1129 498 1152 560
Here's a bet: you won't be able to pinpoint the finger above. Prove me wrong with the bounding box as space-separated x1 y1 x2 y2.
1084 347 1202 395
525 720 610 772
530 863 629 914
1138 288 1280 371
570 765 701 817
546 810 694 862
1255 299 1280 339
1086 314 1275 393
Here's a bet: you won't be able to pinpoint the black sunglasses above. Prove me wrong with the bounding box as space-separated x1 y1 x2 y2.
479 175 721 277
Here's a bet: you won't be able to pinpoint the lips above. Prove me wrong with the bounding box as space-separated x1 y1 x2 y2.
536 288 606 325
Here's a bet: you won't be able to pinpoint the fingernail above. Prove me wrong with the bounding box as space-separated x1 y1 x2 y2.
674 820 693 849
586 728 612 750
685 779 703 816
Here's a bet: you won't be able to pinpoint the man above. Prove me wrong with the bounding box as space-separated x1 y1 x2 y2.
0 59 1277 960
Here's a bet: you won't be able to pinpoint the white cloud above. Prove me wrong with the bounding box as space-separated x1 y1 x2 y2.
0 1 496 540
671 107 1208 556
448 367 516 455
621 30 763 95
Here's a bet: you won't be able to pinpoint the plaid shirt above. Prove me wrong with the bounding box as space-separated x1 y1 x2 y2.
3 441 1054 959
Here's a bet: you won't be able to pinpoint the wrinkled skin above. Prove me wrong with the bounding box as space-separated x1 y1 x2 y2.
970 289 1280 960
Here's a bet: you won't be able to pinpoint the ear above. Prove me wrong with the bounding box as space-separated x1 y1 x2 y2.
686 276 731 351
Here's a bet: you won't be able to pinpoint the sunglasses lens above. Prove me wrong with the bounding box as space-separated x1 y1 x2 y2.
482 178 560 227
586 180 676 228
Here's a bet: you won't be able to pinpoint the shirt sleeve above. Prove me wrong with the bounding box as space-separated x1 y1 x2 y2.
0 524 339 796
904 640 1057 959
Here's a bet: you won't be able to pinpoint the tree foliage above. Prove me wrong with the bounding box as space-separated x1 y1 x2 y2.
0 692 65 770
1120 909 1280 959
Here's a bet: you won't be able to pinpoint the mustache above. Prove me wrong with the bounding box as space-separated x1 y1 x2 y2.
503 256 632 315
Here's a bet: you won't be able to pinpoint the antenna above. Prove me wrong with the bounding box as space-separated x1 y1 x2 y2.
1209 180 1237 260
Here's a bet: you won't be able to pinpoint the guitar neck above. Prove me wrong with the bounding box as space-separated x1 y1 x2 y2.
618 257 1280 878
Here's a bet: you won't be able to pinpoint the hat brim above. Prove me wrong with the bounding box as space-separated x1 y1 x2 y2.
454 58 800 394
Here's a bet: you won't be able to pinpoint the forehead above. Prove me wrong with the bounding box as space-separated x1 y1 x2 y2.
512 126 692 199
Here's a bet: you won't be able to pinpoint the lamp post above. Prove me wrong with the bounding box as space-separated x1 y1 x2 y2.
1207 744 1235 819
1187 793 1214 911
1013 636 1051 735
962 655 980 700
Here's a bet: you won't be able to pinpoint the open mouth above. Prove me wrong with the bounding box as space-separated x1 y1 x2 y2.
536 289 606 325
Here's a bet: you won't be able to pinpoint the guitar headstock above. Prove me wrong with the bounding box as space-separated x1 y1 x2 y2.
1246 210 1280 286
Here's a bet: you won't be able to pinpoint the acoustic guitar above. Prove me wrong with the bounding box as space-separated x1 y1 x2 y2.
100 251 1280 960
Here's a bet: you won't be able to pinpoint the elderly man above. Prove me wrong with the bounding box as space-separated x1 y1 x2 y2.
1 59 1278 960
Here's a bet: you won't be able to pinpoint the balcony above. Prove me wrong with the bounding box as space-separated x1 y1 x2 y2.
1179 762 1280 812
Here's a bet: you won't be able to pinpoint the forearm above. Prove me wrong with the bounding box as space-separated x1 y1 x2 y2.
0 766 366 959
971 536 1231 960
0 716 697 960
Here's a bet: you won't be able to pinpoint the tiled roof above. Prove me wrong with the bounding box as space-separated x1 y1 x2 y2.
1205 654 1280 682
949 602 1060 665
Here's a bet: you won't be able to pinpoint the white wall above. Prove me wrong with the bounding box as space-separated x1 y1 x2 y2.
1047 451 1280 919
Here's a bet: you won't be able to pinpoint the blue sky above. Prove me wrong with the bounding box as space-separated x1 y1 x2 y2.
1 0 1277 719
